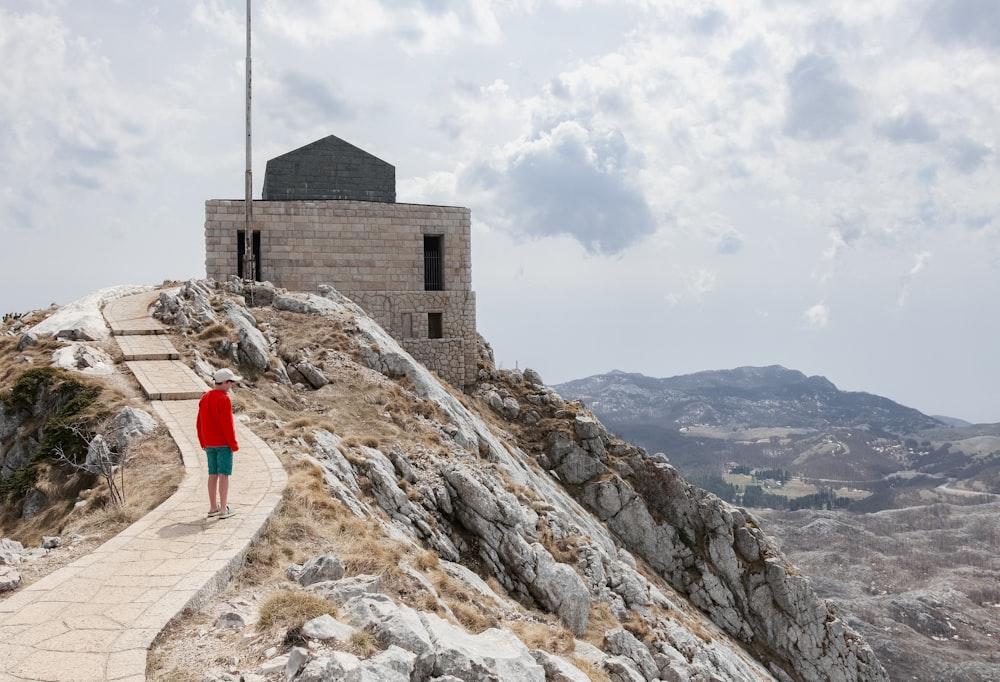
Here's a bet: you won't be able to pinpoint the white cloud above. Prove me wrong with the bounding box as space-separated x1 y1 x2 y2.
803 302 830 329
666 269 717 305
258 0 512 53
4 0 1000 421
898 250 931 308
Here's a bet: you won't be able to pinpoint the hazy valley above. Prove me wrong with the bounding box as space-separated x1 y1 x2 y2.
555 368 1000 681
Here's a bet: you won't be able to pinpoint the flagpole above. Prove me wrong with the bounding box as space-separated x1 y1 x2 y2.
243 0 254 282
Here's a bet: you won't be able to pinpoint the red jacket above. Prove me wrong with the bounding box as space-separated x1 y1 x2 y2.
197 389 239 452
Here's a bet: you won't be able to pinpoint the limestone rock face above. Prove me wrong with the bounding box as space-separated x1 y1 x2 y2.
152 280 889 682
223 301 270 372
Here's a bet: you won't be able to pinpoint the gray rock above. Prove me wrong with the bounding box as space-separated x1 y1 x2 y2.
420 611 545 681
356 645 416 681
529 544 590 636
21 488 48 519
295 361 329 389
0 538 25 565
215 612 246 630
501 396 520 420
602 655 646 682
0 566 22 592
301 646 415 682
17 332 37 351
285 646 309 680
41 536 61 549
288 553 345 586
308 574 383 606
301 613 356 643
523 368 544 386
604 627 659 680
244 282 276 308
83 434 115 474
294 656 335 682
342 594 434 659
554 445 607 486
573 416 602 440
530 649 591 682
223 301 270 371
273 294 338 316
108 406 158 450
1 437 36 481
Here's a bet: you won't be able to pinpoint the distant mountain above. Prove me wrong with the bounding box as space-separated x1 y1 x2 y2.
931 415 971 427
553 366 1000 497
554 366 943 434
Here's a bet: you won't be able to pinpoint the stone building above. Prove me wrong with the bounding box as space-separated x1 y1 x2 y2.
205 135 477 388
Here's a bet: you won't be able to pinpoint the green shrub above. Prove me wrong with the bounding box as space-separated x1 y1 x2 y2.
0 368 103 498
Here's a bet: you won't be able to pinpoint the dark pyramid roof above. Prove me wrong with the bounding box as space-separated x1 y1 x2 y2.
262 134 396 202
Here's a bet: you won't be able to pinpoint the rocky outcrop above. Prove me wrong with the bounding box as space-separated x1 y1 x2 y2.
153 279 889 682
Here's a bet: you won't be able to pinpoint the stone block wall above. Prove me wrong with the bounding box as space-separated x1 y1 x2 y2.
205 199 477 387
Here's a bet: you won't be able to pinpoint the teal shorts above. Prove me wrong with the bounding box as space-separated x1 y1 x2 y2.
205 446 233 476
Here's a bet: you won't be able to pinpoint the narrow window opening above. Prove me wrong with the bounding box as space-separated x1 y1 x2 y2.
428 312 443 339
424 235 443 291
402 313 413 339
236 230 262 281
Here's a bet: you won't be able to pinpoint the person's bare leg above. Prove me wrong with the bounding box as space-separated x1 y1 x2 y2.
208 474 219 513
218 474 229 513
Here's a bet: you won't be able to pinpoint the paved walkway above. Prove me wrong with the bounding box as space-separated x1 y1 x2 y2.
0 289 287 682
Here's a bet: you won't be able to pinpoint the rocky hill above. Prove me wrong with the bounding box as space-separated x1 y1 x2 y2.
0 280 889 681
554 369 1000 501
554 367 942 433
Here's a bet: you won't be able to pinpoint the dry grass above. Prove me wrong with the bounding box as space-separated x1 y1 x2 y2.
537 523 582 565
413 549 439 571
194 324 231 341
256 589 334 632
582 600 622 647
449 600 496 633
621 610 656 642
236 456 415 603
238 461 346 586
427 569 498 633
346 629 381 658
506 619 575 654
569 655 613 682
0 335 63 385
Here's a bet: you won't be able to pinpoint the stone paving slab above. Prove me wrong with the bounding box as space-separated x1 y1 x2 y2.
0 289 287 682
126 360 207 400
114 335 180 361
104 290 165 336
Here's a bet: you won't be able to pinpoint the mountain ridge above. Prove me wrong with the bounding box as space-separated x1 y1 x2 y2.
553 367 1000 507
556 365 945 434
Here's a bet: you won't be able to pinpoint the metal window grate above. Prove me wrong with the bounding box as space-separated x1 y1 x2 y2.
424 235 443 291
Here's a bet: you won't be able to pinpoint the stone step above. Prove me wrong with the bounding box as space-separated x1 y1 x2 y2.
115 335 180 361
126 360 207 400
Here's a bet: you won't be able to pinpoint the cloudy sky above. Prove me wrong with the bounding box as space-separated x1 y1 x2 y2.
2 1 999 423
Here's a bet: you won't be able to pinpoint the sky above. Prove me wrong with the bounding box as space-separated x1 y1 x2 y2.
1 1 999 423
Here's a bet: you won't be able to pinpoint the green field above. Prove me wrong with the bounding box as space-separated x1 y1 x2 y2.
723 473 870 500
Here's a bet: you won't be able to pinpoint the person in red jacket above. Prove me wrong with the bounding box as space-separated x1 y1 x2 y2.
197 368 241 519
